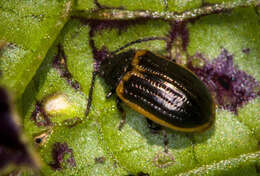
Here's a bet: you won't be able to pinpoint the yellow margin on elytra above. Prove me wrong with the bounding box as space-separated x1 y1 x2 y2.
116 50 215 132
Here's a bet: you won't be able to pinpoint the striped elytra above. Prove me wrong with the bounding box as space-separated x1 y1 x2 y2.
99 50 215 132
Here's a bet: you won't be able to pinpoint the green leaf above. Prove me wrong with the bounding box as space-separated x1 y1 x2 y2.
0 0 71 98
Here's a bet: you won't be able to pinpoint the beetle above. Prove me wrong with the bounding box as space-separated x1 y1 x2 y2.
87 49 215 132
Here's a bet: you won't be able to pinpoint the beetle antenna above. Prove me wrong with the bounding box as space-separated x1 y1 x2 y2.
85 71 97 118
111 37 166 55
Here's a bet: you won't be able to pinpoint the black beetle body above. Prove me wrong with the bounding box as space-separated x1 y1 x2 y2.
99 50 215 132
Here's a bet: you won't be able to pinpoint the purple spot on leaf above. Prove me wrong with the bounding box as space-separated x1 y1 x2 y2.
49 142 76 170
94 47 110 72
187 49 260 113
31 101 51 127
168 21 189 51
242 48 250 55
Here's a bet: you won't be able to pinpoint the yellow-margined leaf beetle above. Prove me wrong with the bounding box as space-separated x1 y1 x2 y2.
87 50 215 132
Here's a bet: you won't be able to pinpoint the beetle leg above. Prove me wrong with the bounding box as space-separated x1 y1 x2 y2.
162 130 169 153
85 71 97 117
146 120 168 152
146 119 162 134
116 97 126 130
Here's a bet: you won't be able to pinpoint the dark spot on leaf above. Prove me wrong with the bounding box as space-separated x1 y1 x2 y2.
242 48 250 55
49 142 76 170
31 101 51 127
0 88 34 169
187 49 260 113
94 156 106 164
87 22 111 73
93 46 110 72
53 44 81 90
